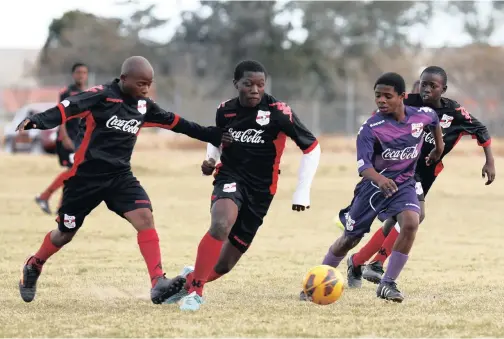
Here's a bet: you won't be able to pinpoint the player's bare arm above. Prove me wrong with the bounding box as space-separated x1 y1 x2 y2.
361 168 398 198
425 123 444 166
482 145 495 185
58 124 75 151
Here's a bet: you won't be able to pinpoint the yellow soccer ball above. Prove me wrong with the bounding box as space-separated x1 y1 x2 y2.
302 265 344 305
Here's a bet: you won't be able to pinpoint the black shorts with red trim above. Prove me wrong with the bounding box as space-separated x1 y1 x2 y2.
414 160 443 201
56 140 74 168
211 176 274 253
56 172 152 232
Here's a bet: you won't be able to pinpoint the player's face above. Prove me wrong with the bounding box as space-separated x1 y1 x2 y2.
234 71 266 107
72 66 88 87
121 70 153 98
374 85 404 114
419 72 446 104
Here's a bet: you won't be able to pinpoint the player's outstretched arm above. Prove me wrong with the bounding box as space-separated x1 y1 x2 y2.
143 103 223 147
426 122 444 166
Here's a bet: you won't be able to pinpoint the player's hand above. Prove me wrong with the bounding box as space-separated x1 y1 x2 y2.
425 148 442 166
201 158 216 176
16 118 36 131
292 204 310 212
482 161 496 185
376 176 398 198
222 130 233 147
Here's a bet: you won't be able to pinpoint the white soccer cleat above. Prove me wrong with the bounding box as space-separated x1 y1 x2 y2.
179 291 204 311
162 265 194 305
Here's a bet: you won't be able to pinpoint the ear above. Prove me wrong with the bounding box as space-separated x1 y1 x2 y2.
442 85 447 94
120 74 127 82
399 92 406 100
233 79 238 90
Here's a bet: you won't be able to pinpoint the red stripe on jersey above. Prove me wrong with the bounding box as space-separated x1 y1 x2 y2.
303 140 319 154
106 98 123 103
68 114 96 178
57 103 67 123
142 114 180 130
67 110 91 121
269 132 287 195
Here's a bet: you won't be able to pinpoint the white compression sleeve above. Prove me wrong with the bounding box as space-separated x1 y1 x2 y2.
206 143 222 161
292 143 321 206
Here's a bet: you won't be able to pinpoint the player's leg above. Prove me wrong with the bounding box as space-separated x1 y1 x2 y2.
363 181 426 283
35 142 72 214
20 176 100 302
376 181 421 302
104 174 186 304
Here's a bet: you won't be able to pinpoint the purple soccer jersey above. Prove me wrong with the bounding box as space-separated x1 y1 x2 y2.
356 105 439 183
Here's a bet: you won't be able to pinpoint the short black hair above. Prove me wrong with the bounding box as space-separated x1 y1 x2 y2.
72 62 88 73
421 66 447 86
233 60 267 81
374 72 406 94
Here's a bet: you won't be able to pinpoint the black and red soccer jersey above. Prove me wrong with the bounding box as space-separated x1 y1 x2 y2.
404 93 491 185
58 84 84 143
214 93 318 194
29 79 222 178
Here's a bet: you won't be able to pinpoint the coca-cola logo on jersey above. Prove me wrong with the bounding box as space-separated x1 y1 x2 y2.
382 145 419 161
229 128 265 144
424 132 446 145
106 115 141 134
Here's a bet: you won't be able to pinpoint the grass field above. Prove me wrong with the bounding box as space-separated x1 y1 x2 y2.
1 139 503 338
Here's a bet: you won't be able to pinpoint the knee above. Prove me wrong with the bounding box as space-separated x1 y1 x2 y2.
134 210 155 230
338 234 361 251
210 214 233 239
401 219 419 235
52 229 75 247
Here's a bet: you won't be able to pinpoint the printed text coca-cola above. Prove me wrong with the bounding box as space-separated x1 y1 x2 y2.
229 128 265 144
382 144 419 161
106 115 142 134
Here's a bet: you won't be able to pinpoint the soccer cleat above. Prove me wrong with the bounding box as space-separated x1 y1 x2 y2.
299 290 308 301
346 254 362 288
35 196 51 215
362 261 384 284
150 274 186 304
162 266 194 304
19 256 42 303
376 281 404 303
179 291 204 311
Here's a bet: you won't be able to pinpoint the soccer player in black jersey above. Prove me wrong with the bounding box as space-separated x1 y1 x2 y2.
17 56 226 305
35 63 88 214
346 66 496 286
167 60 321 311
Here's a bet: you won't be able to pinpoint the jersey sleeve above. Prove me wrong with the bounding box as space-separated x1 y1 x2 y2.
356 123 376 175
274 102 318 154
456 106 492 147
29 87 103 130
143 100 222 147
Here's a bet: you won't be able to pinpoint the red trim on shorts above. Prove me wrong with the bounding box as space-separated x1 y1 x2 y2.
135 200 151 204
434 161 444 176
479 138 491 147
303 140 319 154
106 98 123 103
269 132 287 195
68 114 96 178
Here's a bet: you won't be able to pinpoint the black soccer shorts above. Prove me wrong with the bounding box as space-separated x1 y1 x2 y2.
414 172 437 202
56 172 152 232
56 140 74 168
211 177 274 253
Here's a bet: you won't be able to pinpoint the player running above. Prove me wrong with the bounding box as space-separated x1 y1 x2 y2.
166 60 320 311
35 62 89 214
302 72 444 302
348 66 495 285
17 56 227 305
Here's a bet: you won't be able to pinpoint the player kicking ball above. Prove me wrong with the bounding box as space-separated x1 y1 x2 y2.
16 56 226 305
301 72 444 302
164 60 321 311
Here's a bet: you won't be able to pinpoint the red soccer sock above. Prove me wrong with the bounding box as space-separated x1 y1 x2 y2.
188 232 223 296
352 226 387 266
137 229 163 287
207 270 223 283
28 231 62 270
39 170 71 200
371 226 400 263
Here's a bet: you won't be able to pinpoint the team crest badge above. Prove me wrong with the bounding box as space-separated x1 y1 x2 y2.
411 122 424 138
256 110 271 126
440 114 454 128
137 100 147 114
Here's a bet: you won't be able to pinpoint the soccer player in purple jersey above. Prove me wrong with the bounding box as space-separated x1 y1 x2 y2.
301 72 444 302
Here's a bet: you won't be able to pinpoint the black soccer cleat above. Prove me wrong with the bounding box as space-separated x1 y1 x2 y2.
376 281 404 303
35 196 51 215
150 274 186 304
362 261 384 284
19 257 42 303
299 290 308 301
346 254 362 288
